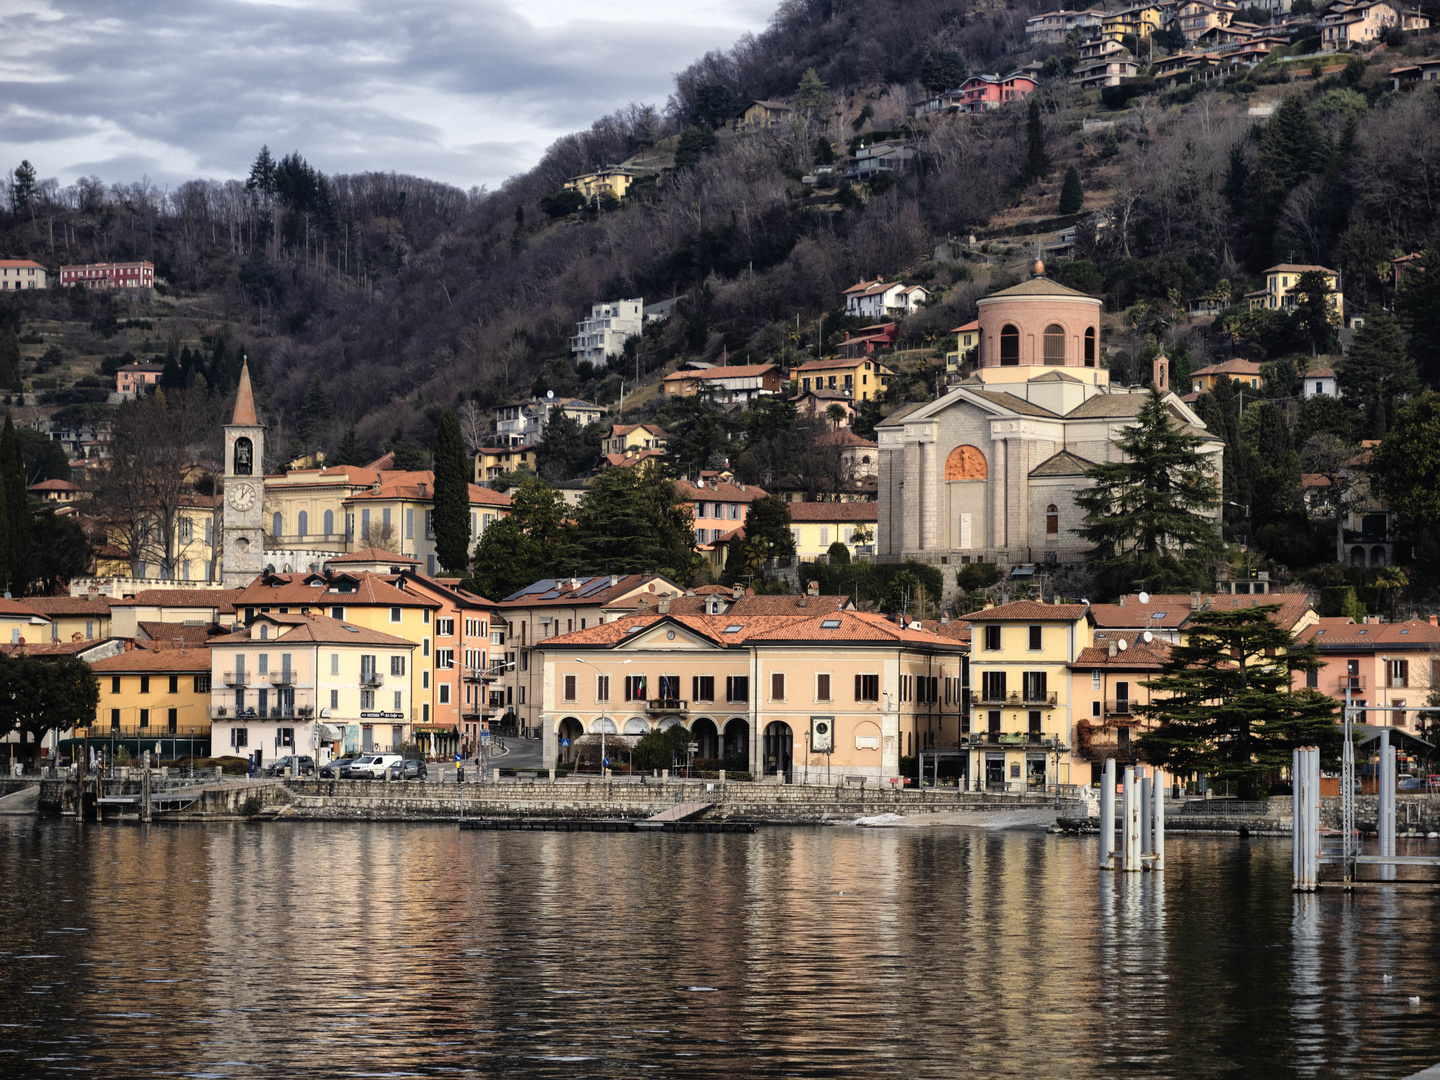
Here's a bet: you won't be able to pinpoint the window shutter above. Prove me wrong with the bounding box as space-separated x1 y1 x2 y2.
817 673 830 700
855 674 863 700
771 672 785 699
564 674 576 701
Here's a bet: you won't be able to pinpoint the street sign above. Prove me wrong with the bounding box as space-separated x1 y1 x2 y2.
561 738 570 748
688 742 699 754
603 757 610 766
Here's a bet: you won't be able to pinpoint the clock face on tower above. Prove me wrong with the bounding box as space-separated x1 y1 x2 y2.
228 482 257 512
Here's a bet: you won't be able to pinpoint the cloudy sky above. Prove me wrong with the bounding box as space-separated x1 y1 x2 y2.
1 0 772 193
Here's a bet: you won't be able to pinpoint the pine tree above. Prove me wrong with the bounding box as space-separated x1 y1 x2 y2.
11 161 39 220
297 378 329 445
1338 311 1419 438
159 342 184 390
1075 388 1223 596
1058 165 1084 214
0 415 31 595
919 49 967 93
0 328 20 390
794 68 831 114
245 146 278 206
431 411 471 574
333 421 366 466
1137 606 1340 798
1025 98 1049 183
1289 270 1338 357
1396 247 1440 384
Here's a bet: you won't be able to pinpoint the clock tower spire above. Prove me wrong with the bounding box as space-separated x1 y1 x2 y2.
222 359 265 587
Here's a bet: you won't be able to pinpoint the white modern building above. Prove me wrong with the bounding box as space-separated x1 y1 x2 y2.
571 298 643 368
0 260 47 290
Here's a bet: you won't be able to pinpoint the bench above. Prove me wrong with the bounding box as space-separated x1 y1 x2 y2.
843 775 868 788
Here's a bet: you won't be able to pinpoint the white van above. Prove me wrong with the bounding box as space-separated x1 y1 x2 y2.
343 754 403 779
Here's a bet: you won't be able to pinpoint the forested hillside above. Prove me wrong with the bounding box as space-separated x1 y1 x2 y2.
3 0 1440 479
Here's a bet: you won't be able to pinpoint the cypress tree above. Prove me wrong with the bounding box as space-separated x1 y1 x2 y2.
0 415 30 595
431 411 471 574
1058 165 1084 214
1025 98 1049 183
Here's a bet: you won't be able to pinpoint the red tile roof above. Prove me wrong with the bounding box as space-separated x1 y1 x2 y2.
962 601 1090 622
209 612 416 647
537 608 964 649
784 502 878 522
233 572 439 609
16 597 110 617
326 548 420 565
91 647 212 673
1298 619 1440 649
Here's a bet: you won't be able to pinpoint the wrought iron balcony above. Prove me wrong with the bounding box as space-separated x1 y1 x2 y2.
360 671 385 688
268 670 297 686
646 698 688 714
223 671 248 687
1105 699 1134 716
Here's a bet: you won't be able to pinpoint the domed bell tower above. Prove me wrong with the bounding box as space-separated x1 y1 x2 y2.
222 360 265 588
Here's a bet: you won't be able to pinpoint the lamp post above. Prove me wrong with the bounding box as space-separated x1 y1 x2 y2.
573 657 631 775
1226 501 1251 547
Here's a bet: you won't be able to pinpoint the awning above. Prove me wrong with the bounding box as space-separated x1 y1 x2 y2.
1352 724 1434 752
317 724 342 742
1010 564 1036 579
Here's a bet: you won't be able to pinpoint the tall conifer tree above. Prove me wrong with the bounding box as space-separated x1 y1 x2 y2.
431 411 471 573
0 415 30 594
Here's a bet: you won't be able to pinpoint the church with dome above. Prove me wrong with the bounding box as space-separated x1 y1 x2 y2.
875 264 1224 569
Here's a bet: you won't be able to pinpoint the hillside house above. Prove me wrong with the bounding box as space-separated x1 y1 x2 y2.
1303 366 1339 399
59 261 154 289
1390 58 1440 89
1026 8 1106 42
1074 54 1141 88
947 73 1038 114
571 298 643 368
1102 3 1165 40
1247 263 1344 315
474 445 535 482
945 320 982 379
600 423 668 457
842 279 930 319
494 395 606 446
115 362 165 398
564 167 643 202
1320 0 1399 49
792 388 857 427
1191 358 1264 393
1293 618 1440 730
735 100 793 131
0 259 47 290
792 356 894 402
835 323 899 359
847 140 917 180
1176 0 1241 42
661 364 784 404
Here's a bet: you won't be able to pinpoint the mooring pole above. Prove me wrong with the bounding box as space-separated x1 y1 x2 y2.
1380 733 1397 881
141 750 152 824
1122 765 1140 872
1140 769 1152 857
1152 767 1165 871
1100 758 1115 871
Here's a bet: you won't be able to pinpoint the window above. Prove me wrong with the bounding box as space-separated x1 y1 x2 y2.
394 690 404 711
424 609 431 625
324 509 334 535
693 675 714 702
233 727 248 748
624 675 647 701
1023 671 1048 702
258 654 268 675
436 649 455 669
770 672 786 700
423 639 430 658
297 510 308 537
726 675 749 702
564 674 577 701
140 675 150 694
195 674 211 693
855 674 879 701
816 673 832 701
1046 505 1058 536
330 653 341 676
1028 710 1042 733
422 671 430 689
982 671 1007 701
272 512 283 536
168 675 179 694
390 607 402 623
390 656 406 677
1092 700 1102 717
437 618 455 637
1084 328 1096 367
988 710 1001 733
596 675 610 701
330 689 339 710
1043 324 1065 365
361 690 375 710
139 708 149 728
179 518 193 544
999 324 1020 365
110 709 120 729
984 625 1001 651
1091 670 1102 690
1390 659 1409 688
1028 625 1043 650
111 676 121 694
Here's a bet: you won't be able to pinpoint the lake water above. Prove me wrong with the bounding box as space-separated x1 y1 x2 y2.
2 819 1439 1079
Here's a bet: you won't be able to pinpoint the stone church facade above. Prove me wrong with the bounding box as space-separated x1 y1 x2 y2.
876 267 1223 569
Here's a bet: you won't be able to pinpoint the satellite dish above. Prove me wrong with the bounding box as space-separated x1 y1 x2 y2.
1142 631 1153 644
1138 591 1151 604
1117 638 1128 651
546 389 555 399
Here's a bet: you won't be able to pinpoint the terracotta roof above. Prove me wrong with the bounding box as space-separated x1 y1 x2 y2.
949 320 980 333
91 647 212 673
1091 602 1191 629
1306 367 1337 379
326 548 420 565
1299 619 1440 649
793 356 892 374
792 388 859 402
16 597 110 617
209 612 416 647
0 640 104 656
0 598 51 619
231 360 258 426
1192 358 1263 377
602 449 668 468
609 423 668 438
137 622 221 644
27 480 81 492
1263 263 1337 275
662 364 779 382
784 501 878 522
816 429 877 449
121 589 243 612
1073 634 1171 667
500 574 682 608
234 572 439 609
342 472 512 507
0 259 45 269
962 601 1091 622
666 594 854 616
538 608 965 649
675 478 768 503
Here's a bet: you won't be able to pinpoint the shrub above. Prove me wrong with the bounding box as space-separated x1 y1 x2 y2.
827 540 851 564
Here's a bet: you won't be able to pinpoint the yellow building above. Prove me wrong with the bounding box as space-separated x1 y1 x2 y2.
790 357 894 402
735 100 793 131
600 423 668 457
94 495 221 582
87 645 214 757
944 320 981 378
0 597 51 646
232 571 444 733
563 167 643 202
787 502 878 560
17 597 112 643
1247 264 1344 316
1102 3 1164 40
1189 358 1264 394
474 445 537 483
965 600 1092 791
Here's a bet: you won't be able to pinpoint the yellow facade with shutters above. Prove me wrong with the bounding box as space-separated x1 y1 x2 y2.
91 662 213 747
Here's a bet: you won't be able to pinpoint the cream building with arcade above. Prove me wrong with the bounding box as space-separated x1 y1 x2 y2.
875 264 1223 570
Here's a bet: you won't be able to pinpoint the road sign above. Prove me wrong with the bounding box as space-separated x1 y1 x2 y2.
561 738 570 748
603 757 610 766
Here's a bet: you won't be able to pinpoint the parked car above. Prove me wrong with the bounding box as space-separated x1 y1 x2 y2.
389 758 428 781
263 755 315 777
1399 775 1426 791
344 754 403 779
319 756 362 779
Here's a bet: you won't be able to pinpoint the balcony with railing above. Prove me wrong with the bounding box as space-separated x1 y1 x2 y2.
971 690 1058 708
1336 673 1366 694
210 700 316 721
360 671 385 688
267 670 298 687
1104 699 1135 717
222 671 248 687
964 731 1065 748
646 698 688 715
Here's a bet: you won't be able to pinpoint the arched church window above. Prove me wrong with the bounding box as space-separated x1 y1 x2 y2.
1043 324 1065 365
1046 504 1059 535
1000 325 1020 365
297 511 308 537
1084 328 1096 367
234 437 253 476
272 513 282 537
324 509 334 536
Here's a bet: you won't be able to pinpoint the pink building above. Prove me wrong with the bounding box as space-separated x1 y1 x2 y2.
115 362 165 397
1294 617 1440 731
59 260 155 289
953 72 1038 114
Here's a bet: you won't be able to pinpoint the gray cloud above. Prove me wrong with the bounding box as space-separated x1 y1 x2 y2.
0 0 765 190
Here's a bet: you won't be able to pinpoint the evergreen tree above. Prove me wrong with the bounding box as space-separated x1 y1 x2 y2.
1137 606 1340 798
0 328 20 390
431 412 471 574
920 49 967 93
1289 270 1339 356
536 411 601 481
297 378 329 445
159 342 184 390
0 415 31 595
10 161 39 219
1075 388 1223 596
564 466 698 580
1371 391 1440 539
1339 311 1419 438
1058 165 1084 214
333 421 367 466
794 68 831 114
742 495 796 563
466 477 568 599
1396 248 1440 384
1025 98 1049 182
245 146 278 206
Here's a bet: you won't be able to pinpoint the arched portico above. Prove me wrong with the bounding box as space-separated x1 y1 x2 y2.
723 718 749 768
691 717 719 761
623 717 650 736
763 721 793 781
557 716 583 762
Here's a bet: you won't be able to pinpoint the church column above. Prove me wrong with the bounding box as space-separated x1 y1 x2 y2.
991 437 1007 550
920 437 938 551
903 442 923 553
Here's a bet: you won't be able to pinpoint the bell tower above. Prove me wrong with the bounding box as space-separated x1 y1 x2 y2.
221 360 265 587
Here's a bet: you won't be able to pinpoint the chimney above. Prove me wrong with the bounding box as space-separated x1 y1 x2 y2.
657 597 670 614
807 580 819 597
1430 615 1437 627
1108 640 1118 657
1191 591 1202 611
417 481 427 498
610 574 619 586
732 582 744 600
1118 595 1126 608
87 584 99 601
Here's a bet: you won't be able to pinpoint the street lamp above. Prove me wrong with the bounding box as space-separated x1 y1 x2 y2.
1226 501 1251 546
573 657 631 775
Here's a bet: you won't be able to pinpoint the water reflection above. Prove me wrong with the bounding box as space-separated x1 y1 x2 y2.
0 820 1438 1078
